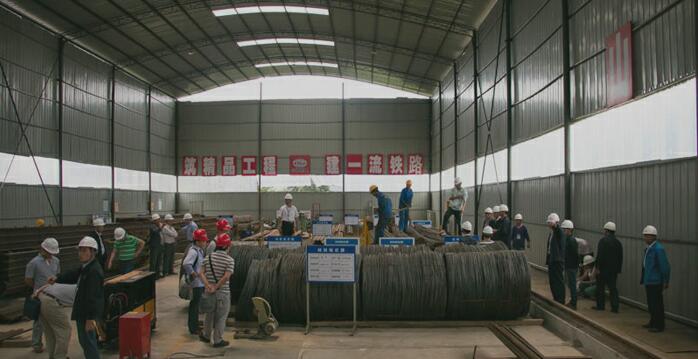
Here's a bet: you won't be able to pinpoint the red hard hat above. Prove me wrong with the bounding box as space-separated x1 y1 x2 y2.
216 233 232 248
216 219 232 231
193 229 208 242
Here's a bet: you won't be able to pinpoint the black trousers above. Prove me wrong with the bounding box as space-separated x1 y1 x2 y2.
149 245 163 276
188 287 203 334
548 261 566 304
596 272 619 311
281 221 294 236
645 284 665 330
442 208 462 234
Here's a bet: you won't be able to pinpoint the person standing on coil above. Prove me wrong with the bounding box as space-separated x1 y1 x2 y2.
278 193 299 236
370 185 392 244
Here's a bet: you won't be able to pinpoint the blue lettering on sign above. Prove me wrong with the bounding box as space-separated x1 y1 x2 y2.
267 236 301 242
412 220 432 228
326 237 359 246
379 237 415 247
312 221 333 225
443 235 463 244
306 245 356 254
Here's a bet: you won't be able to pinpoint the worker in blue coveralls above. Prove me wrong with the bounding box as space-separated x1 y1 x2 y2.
370 185 392 244
398 180 414 232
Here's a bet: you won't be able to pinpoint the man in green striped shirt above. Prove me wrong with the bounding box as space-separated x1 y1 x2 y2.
107 227 145 274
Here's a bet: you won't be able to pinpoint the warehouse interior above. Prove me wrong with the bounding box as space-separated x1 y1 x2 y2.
0 0 696 358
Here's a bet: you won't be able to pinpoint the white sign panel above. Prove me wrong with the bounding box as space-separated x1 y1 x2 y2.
344 214 360 225
306 245 356 283
312 220 333 236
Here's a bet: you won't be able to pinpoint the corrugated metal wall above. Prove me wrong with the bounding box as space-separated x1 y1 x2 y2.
150 89 176 175
431 0 697 323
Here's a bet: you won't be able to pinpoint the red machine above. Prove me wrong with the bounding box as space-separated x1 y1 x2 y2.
118 312 151 358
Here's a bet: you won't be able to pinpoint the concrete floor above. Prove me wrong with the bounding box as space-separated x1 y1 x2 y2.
530 268 698 359
0 273 588 359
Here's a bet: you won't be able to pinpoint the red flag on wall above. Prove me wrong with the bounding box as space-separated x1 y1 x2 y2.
407 154 424 175
221 156 236 176
605 22 633 107
201 156 217 176
261 156 278 176
367 154 384 174
325 154 341 175
289 155 311 175
182 156 198 176
241 156 257 176
346 154 363 174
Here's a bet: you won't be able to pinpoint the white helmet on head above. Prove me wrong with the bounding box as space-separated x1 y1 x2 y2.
493 205 500 213
41 238 59 255
514 213 523 220
582 255 595 266
183 213 193 220
92 217 105 227
79 236 98 250
284 193 293 200
114 227 126 240
454 177 462 185
151 213 160 221
461 221 472 232
642 225 657 236
164 214 174 221
500 204 509 212
484 207 493 214
482 226 494 236
603 221 616 232
561 220 574 230
547 213 560 224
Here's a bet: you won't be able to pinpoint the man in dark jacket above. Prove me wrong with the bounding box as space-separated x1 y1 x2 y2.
89 218 108 269
640 225 670 332
370 185 393 244
561 220 580 309
50 236 104 359
494 204 511 248
593 221 623 313
546 213 566 304
148 214 164 278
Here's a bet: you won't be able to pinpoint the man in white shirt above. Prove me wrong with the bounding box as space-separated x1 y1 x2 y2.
278 193 299 236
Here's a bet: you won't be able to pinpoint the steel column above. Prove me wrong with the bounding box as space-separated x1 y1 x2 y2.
453 61 458 182
146 86 152 214
57 38 65 225
438 82 443 228
341 83 346 218
258 83 262 221
562 0 572 220
473 31 480 233
174 100 180 214
505 0 513 211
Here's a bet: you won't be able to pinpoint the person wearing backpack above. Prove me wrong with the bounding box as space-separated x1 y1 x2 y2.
199 233 234 347
182 229 208 335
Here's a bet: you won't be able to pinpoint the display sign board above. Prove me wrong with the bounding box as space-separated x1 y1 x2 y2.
606 22 633 107
312 220 333 236
325 237 360 252
344 214 360 225
266 236 302 249
261 156 277 176
412 220 432 228
325 154 341 175
443 235 463 245
379 237 415 247
241 156 257 176
318 213 334 222
289 155 311 175
346 154 363 174
306 245 356 283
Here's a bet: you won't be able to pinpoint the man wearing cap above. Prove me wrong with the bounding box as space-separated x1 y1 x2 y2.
593 222 623 313
482 207 493 233
494 204 511 248
208 218 232 256
200 233 234 347
161 214 178 276
546 213 566 304
370 185 393 244
479 226 495 245
577 255 597 299
442 178 467 235
398 180 414 232
50 236 104 359
182 229 208 335
641 225 670 332
490 206 501 230
89 218 108 269
561 220 580 309
460 221 477 244
108 228 145 274
180 213 199 243
278 194 299 236
511 214 530 250
25 238 61 353
149 214 164 278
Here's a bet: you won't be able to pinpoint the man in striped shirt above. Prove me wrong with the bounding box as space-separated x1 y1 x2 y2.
107 227 145 274
200 233 234 348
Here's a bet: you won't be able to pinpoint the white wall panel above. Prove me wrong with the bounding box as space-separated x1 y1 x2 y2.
511 128 564 181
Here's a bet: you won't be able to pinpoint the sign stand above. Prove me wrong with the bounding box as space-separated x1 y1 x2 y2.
304 245 357 336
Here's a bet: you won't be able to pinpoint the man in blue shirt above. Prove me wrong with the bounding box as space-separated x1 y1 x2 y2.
640 225 670 332
182 229 207 335
370 185 392 244
398 180 414 232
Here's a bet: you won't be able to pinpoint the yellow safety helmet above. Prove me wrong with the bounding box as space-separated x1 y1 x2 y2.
369 184 378 193
35 218 45 227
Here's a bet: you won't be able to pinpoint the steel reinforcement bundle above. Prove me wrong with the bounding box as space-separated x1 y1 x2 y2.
229 246 270 303
434 241 509 253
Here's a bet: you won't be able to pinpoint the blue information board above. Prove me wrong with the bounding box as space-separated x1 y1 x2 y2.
443 235 463 245
412 220 432 228
325 237 359 246
266 236 302 249
312 220 333 236
306 245 356 283
379 237 415 247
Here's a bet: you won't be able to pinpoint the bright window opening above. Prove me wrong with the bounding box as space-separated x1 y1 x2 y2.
238 38 335 47
255 61 338 69
213 5 329 17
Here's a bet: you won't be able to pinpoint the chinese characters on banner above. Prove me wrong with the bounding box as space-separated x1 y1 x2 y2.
221 156 236 176
262 156 277 176
345 154 363 174
202 156 217 176
367 154 384 174
605 22 633 107
289 155 311 175
407 154 424 174
388 154 404 175
241 156 257 176
182 156 197 176
325 154 341 175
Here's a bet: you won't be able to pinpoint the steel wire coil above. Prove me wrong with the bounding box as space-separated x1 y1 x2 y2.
361 244 430 256
235 257 281 321
434 241 508 253
229 246 270 303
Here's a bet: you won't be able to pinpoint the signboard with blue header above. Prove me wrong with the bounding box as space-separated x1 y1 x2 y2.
266 236 302 249
318 213 334 222
312 220 333 236
344 214 360 225
306 245 356 283
412 220 432 228
379 237 415 247
443 235 463 245
325 237 360 253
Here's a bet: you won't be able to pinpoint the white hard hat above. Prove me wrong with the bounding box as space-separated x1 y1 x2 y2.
41 238 59 255
114 227 126 240
461 221 472 232
484 207 493 214
493 205 500 213
79 236 98 250
284 193 293 200
500 204 509 212
642 225 657 236
151 213 160 221
514 213 523 220
92 217 105 227
547 213 560 224
561 220 574 230
582 255 595 266
482 226 494 236
164 214 174 221
183 213 193 220
603 221 616 232
454 177 462 185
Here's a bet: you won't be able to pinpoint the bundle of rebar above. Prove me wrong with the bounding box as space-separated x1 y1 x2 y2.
229 246 270 303
434 241 508 253
236 257 281 322
444 251 530 320
361 244 430 256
